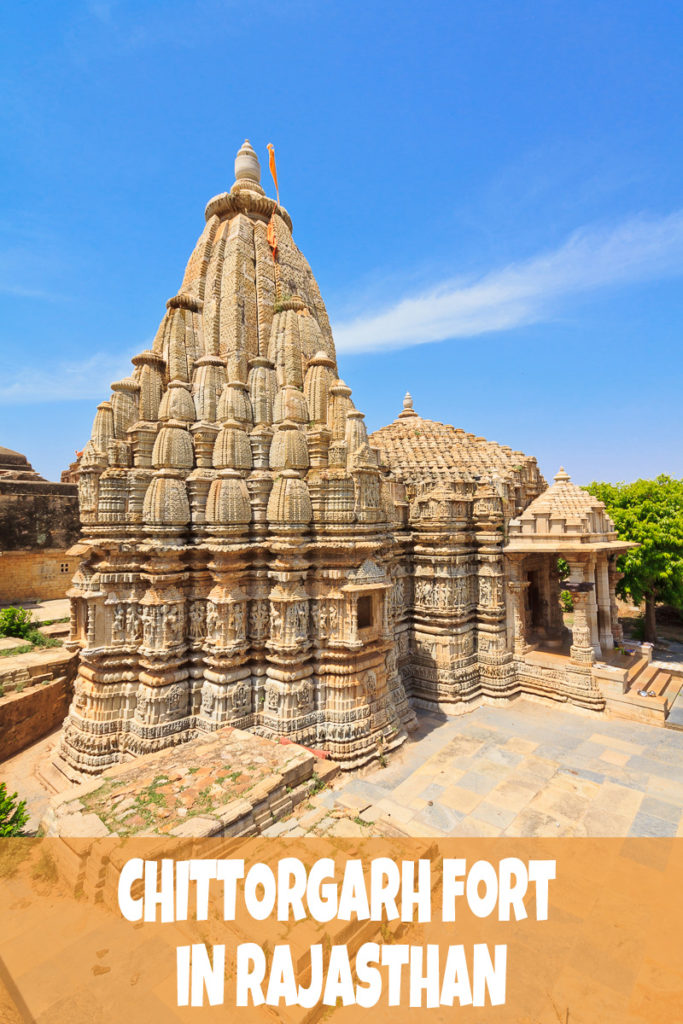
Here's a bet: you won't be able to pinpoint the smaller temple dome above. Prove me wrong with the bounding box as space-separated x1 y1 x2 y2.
505 468 635 553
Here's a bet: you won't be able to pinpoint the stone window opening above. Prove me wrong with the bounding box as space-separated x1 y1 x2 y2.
60 562 70 573
357 594 374 630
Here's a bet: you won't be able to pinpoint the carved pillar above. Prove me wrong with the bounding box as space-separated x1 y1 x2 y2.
595 554 614 652
474 483 514 694
508 580 531 656
263 545 315 745
546 557 565 643
134 549 190 755
566 556 601 659
200 549 252 731
568 589 595 664
608 560 625 645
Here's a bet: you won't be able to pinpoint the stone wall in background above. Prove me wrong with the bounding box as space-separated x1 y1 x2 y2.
0 648 78 761
0 446 80 604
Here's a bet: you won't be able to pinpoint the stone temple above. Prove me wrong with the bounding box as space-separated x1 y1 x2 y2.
58 140 634 778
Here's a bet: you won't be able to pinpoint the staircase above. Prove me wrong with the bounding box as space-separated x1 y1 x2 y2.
594 649 683 726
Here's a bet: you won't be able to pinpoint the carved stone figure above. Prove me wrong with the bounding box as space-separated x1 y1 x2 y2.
189 601 205 638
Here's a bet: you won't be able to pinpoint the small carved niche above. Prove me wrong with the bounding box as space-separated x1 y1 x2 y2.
357 594 374 630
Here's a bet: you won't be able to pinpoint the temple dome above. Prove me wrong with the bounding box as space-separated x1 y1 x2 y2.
371 394 545 506
505 468 634 553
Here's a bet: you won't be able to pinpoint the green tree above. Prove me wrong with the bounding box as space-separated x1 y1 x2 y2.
585 476 683 643
0 782 30 836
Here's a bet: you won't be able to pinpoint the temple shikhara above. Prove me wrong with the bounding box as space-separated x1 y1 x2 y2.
58 140 634 778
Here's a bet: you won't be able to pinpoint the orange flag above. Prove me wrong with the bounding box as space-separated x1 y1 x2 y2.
267 142 279 206
267 211 278 263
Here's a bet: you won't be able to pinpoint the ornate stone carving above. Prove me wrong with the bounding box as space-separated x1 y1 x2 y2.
59 140 634 781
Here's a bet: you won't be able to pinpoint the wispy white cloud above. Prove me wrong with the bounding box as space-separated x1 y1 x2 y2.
0 350 139 405
4 210 683 402
0 283 65 300
332 210 683 353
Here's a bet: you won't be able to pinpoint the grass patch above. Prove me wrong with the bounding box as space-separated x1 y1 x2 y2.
308 773 327 795
0 644 34 658
0 630 62 657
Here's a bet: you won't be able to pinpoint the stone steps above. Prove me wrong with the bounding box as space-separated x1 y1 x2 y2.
605 664 679 725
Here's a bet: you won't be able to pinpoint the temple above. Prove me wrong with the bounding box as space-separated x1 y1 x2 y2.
58 141 634 778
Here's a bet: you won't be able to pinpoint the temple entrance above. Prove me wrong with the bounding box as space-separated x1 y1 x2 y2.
504 467 634 667
527 570 544 635
506 550 625 663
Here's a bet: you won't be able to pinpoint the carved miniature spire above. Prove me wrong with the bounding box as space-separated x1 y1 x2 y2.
304 350 335 426
90 401 114 454
232 139 265 195
554 467 571 484
398 391 418 419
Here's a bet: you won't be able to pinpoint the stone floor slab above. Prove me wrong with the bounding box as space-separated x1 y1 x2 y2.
628 811 679 838
457 771 499 795
469 800 518 829
440 785 485 814
638 795 681 825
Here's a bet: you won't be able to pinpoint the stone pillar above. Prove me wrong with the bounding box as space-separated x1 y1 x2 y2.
566 556 601 659
546 558 565 644
608 560 625 645
508 580 531 656
474 483 515 694
567 589 595 664
595 554 614 653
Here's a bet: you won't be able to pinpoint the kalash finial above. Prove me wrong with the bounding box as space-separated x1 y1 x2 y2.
233 139 262 191
398 391 418 419
554 467 571 484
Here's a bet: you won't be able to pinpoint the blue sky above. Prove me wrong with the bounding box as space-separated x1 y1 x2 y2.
1 0 682 485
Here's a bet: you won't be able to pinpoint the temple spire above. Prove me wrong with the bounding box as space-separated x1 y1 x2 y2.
233 139 264 194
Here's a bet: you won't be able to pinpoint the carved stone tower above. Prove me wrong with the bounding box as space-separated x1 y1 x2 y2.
59 140 417 777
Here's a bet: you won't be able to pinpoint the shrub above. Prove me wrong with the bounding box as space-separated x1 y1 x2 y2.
560 589 574 613
0 607 34 639
25 630 61 649
0 782 29 837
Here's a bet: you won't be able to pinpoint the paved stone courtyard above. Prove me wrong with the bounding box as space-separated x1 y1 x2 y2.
3 697 683 838
273 698 683 838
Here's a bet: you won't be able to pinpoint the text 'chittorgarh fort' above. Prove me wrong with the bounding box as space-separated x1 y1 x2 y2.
57 140 636 780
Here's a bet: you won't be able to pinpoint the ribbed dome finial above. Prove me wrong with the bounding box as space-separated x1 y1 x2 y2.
398 391 418 419
234 139 261 186
554 466 571 484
